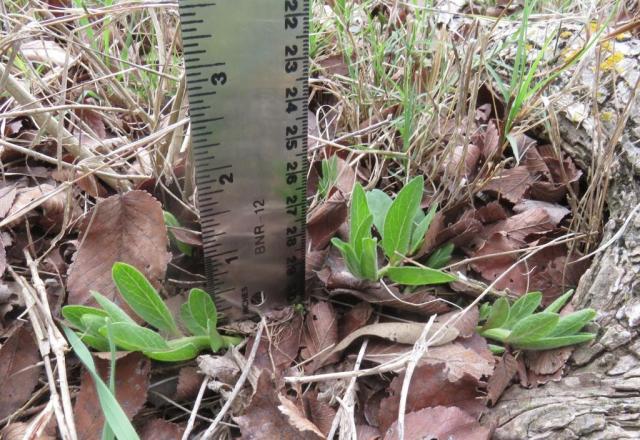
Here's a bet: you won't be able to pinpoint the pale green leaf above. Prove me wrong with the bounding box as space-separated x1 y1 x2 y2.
349 183 371 247
144 342 200 362
62 305 108 330
507 312 559 346
550 309 596 337
112 262 179 336
92 291 136 324
188 288 218 330
544 290 574 313
482 297 510 331
504 292 542 328
514 333 595 350
180 303 206 336
382 176 424 263
359 237 379 281
100 322 169 352
386 266 456 286
366 189 392 233
410 203 437 254
208 319 224 352
164 211 193 256
331 238 362 278
425 243 454 269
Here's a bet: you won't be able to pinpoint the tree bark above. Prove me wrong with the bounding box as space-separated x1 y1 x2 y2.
483 26 640 439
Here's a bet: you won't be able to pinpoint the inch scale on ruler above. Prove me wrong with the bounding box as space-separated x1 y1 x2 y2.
178 0 309 319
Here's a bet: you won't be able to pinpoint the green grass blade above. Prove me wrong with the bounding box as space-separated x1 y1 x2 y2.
63 327 141 440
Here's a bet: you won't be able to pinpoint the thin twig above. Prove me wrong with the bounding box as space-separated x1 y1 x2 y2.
181 377 210 440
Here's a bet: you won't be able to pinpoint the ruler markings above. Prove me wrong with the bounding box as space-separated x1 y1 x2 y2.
180 0 308 318
183 34 213 40
181 2 216 9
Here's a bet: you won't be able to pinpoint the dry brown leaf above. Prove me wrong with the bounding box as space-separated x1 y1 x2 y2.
357 424 382 440
305 390 336 437
248 312 303 374
318 54 349 77
307 191 348 250
0 422 55 440
383 406 490 440
278 394 325 439
167 226 202 246
7 184 70 230
482 166 536 204
437 306 479 338
139 419 184 440
378 362 485 433
302 301 339 372
52 169 108 199
75 97 107 140
175 366 204 401
480 120 500 160
475 201 508 224
486 352 518 406
0 324 41 419
67 191 171 310
0 234 6 277
482 208 557 244
234 372 322 440
197 354 240 385
74 353 150 440
513 200 570 225
470 233 529 293
321 322 459 368
0 185 17 219
339 301 373 339
20 40 68 66
444 144 481 177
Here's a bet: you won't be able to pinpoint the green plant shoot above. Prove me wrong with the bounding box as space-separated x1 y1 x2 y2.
62 262 241 362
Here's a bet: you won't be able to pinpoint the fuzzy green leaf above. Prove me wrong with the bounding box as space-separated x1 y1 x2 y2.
81 314 108 337
425 243 454 269
544 290 574 313
79 334 111 352
366 189 392 233
410 204 437 254
506 312 559 346
514 333 595 350
62 305 108 330
382 176 424 263
92 291 136 324
100 322 169 352
504 291 542 329
331 238 362 278
386 266 456 286
144 342 200 362
359 237 379 281
180 303 206 336
164 211 193 256
482 297 510 331
550 309 596 337
188 288 218 330
111 262 179 336
350 183 372 249
481 327 511 342
208 319 225 352
222 335 243 347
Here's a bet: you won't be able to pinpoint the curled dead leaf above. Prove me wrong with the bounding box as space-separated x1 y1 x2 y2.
139 419 184 440
302 302 339 372
383 406 490 440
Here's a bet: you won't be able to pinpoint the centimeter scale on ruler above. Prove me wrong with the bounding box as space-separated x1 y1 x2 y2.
178 0 309 319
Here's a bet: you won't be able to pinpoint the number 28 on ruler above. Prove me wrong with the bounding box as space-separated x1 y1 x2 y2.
179 0 309 318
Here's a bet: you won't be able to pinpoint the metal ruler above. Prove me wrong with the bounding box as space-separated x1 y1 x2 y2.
178 0 308 319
